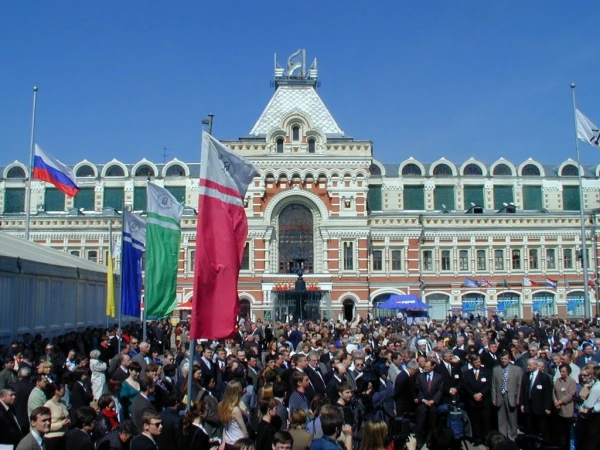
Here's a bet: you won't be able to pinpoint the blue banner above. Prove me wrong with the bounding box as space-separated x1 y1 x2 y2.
120 211 147 317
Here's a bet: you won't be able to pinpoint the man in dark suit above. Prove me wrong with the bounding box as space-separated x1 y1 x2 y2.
0 388 23 447
306 352 327 396
480 340 500 369
15 406 51 450
156 395 181 450
64 406 96 450
521 358 552 442
10 367 33 434
132 376 158 433
131 410 162 450
415 360 444 450
462 354 492 446
576 343 600 368
434 349 462 405
198 346 216 380
394 360 418 417
112 354 131 383
70 368 94 423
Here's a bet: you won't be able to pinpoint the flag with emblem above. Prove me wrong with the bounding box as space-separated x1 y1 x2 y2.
106 224 117 318
145 183 184 318
191 132 259 340
576 109 600 148
120 210 146 317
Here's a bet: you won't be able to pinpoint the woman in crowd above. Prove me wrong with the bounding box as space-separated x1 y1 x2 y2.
218 380 249 450
183 365 203 404
120 361 141 417
287 408 313 450
358 420 388 450
44 383 70 450
95 393 120 440
107 379 125 423
552 363 576 450
90 349 107 401
180 400 212 450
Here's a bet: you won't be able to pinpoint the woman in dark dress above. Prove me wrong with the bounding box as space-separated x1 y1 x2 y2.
179 400 212 450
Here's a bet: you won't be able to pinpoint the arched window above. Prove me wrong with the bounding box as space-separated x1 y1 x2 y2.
292 126 300 141
308 139 315 154
166 164 186 177
497 293 520 318
561 164 579 177
522 164 540 176
493 164 512 176
402 163 422 176
433 163 452 176
135 164 155 178
6 166 26 178
278 204 313 274
532 292 555 316
461 293 486 315
76 165 95 178
369 164 382 176
463 163 483 176
105 165 125 177
276 138 284 153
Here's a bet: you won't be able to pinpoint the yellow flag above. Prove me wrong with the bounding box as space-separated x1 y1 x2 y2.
106 242 116 317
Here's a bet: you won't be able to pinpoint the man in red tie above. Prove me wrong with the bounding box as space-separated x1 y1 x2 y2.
415 360 443 450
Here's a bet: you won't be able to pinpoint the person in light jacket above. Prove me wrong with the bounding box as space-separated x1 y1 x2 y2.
553 364 576 450
90 350 107 401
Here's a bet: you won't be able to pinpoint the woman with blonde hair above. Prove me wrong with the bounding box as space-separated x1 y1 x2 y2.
287 407 313 450
218 380 249 449
358 420 388 450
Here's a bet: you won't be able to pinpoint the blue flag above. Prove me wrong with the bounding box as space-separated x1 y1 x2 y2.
464 277 479 288
120 210 147 317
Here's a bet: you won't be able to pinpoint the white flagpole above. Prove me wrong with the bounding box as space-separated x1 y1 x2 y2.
571 83 591 317
118 203 125 355
107 220 113 329
24 86 39 241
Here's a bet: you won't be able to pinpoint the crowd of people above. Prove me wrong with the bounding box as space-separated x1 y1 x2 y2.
1 313 600 450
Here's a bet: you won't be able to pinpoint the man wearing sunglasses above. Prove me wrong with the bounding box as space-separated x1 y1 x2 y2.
131 411 162 450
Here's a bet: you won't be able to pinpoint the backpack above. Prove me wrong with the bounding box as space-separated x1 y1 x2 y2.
446 405 468 440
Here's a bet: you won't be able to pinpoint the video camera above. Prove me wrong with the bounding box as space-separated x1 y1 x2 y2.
390 414 416 449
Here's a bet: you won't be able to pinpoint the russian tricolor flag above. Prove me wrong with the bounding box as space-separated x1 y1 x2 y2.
546 278 558 288
33 144 79 197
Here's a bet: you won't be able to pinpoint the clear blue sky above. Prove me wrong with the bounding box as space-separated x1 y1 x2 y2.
2 2 600 168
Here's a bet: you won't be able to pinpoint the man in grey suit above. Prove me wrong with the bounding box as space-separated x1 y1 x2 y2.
491 351 523 441
132 342 152 378
16 406 51 450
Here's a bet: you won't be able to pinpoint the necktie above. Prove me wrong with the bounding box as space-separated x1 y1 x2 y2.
530 372 535 394
427 373 432 392
474 369 479 380
501 366 508 394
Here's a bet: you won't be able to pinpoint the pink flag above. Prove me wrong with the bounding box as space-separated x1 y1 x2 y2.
191 132 258 340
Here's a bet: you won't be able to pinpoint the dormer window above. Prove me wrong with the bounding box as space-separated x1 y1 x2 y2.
292 126 300 141
308 138 315 154
276 138 284 153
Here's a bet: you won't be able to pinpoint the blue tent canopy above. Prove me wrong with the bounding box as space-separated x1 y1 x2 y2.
378 294 431 310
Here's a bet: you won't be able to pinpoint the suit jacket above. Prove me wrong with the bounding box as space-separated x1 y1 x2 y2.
112 366 129 383
156 408 181 450
415 371 444 405
132 353 150 378
64 428 94 450
0 401 22 446
576 354 600 369
11 379 33 431
394 369 417 416
131 393 157 432
15 432 42 450
70 381 93 421
480 350 500 369
0 368 17 390
131 433 159 450
306 365 327 395
462 367 492 408
434 362 462 403
198 357 216 380
491 363 523 408
521 370 553 415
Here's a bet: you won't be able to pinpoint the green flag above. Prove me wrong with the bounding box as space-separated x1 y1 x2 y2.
145 183 184 318
503 279 509 289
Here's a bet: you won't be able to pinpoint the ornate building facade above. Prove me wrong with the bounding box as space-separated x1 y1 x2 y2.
2 51 600 321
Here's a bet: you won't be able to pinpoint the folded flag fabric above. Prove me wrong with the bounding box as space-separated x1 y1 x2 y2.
479 278 492 287
576 109 600 148
546 278 558 288
523 277 536 287
589 279 597 288
503 279 510 289
33 144 79 197
464 277 479 288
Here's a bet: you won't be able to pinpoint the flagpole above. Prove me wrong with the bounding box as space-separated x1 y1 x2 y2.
24 86 39 241
118 204 125 355
186 339 194 411
571 83 591 317
107 221 112 330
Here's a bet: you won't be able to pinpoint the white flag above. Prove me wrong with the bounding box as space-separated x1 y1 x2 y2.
576 109 600 148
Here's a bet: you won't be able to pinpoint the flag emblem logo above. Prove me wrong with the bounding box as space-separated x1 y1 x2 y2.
129 219 140 232
158 194 173 209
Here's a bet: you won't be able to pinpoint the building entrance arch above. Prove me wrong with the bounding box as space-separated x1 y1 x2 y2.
343 299 355 322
